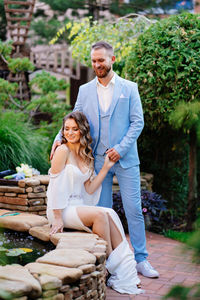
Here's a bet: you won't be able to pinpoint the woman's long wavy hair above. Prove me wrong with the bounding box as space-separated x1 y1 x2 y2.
61 111 94 168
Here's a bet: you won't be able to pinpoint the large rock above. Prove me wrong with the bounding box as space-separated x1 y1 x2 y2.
0 265 42 298
56 237 107 254
0 278 32 298
25 263 82 284
50 232 98 246
39 274 62 290
37 249 96 268
29 224 50 241
56 238 97 251
0 210 48 231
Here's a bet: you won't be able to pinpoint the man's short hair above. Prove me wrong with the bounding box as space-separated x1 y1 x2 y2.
91 41 114 55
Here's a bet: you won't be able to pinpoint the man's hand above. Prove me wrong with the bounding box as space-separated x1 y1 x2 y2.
50 140 61 160
106 148 121 162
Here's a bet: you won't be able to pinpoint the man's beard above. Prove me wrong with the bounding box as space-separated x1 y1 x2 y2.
94 65 111 78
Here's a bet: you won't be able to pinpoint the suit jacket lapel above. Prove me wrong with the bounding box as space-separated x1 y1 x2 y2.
110 75 123 117
90 78 99 115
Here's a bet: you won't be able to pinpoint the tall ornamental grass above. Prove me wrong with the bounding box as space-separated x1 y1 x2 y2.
0 111 49 174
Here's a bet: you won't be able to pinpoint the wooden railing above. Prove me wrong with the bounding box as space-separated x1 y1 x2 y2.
30 45 81 80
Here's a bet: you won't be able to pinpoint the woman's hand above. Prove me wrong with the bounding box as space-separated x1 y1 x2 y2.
103 154 116 171
50 217 64 235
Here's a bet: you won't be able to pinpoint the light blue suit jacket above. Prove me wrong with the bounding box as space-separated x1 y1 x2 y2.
74 74 144 169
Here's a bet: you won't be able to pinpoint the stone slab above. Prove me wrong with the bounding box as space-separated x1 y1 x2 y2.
29 224 50 241
0 196 28 205
0 278 32 297
28 198 44 206
37 249 96 268
28 192 46 198
25 263 83 284
50 232 98 246
0 264 42 298
33 185 46 193
24 178 40 186
39 274 62 290
0 203 28 211
0 210 48 231
0 186 25 193
28 205 47 212
78 264 96 274
56 238 97 252
36 175 49 185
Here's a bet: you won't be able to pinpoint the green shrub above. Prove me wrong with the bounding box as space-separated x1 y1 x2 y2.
124 12 200 218
0 110 49 173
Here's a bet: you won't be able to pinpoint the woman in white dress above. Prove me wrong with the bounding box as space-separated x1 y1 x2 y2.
47 111 143 295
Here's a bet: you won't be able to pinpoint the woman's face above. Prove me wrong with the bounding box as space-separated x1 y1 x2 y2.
64 118 81 144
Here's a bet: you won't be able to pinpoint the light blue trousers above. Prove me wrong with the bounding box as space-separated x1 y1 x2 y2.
94 154 148 263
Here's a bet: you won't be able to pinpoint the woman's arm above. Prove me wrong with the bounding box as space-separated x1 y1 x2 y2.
51 144 69 174
50 144 69 234
84 155 115 195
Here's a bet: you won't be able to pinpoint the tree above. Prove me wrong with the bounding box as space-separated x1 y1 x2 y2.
169 102 200 230
124 12 200 227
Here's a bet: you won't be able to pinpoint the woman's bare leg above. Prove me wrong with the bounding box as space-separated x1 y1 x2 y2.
77 207 121 256
107 213 123 249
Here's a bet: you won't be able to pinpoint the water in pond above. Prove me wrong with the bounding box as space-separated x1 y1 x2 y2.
0 229 55 266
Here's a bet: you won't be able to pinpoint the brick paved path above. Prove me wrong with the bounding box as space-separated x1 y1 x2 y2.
106 231 200 300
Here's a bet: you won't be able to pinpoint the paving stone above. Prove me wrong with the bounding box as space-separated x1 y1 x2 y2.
37 249 96 268
0 278 32 298
39 274 62 290
0 264 42 298
78 264 96 274
56 238 97 252
50 232 98 245
25 262 83 284
29 224 50 241
42 289 59 297
0 211 48 231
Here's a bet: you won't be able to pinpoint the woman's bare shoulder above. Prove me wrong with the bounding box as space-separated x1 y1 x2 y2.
55 144 70 155
52 144 70 163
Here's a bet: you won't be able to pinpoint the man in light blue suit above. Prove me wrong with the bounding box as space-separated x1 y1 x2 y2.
52 41 159 278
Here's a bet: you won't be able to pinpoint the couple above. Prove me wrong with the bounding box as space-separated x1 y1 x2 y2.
48 41 159 294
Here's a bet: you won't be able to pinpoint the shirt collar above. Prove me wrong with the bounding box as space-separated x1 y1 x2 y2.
96 72 116 88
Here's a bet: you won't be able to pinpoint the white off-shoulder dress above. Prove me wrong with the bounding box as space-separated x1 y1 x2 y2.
47 163 144 295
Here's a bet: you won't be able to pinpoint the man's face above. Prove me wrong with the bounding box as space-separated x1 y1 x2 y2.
91 48 115 78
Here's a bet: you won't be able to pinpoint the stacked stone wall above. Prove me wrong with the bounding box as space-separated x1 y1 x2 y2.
0 175 49 216
0 228 107 300
0 173 153 216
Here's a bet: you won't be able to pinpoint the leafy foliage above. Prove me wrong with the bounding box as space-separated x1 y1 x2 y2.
50 16 154 74
163 284 200 300
123 12 200 131
31 18 68 44
29 71 67 94
169 101 200 141
113 190 167 233
7 57 34 74
0 110 49 173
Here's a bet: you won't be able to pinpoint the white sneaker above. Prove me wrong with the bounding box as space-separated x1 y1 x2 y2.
136 261 159 278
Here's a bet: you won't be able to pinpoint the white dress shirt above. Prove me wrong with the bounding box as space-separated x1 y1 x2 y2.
96 73 115 112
